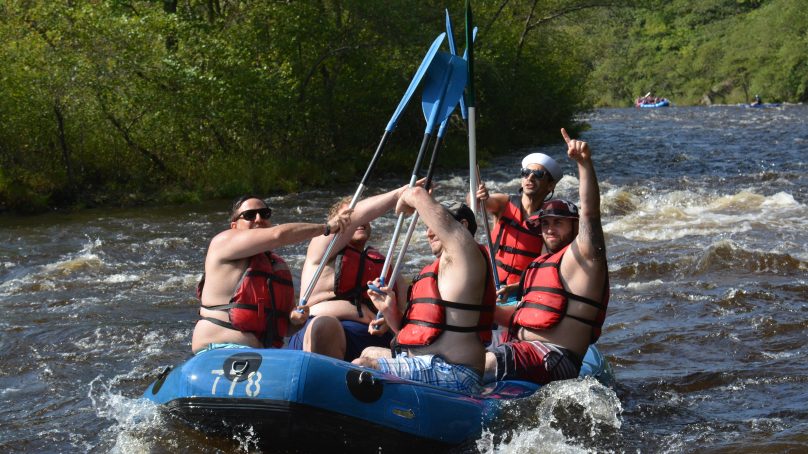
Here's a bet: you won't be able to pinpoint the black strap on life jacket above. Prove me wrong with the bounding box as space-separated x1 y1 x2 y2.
492 195 541 264
506 258 606 341
334 248 382 317
494 259 522 277
198 253 291 345
400 298 494 332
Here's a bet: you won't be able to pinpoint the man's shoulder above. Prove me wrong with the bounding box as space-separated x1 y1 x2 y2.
443 241 486 270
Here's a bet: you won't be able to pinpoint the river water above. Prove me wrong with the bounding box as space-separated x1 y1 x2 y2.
1 105 806 453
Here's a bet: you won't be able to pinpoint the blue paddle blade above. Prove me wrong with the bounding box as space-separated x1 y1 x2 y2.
421 52 468 133
446 9 457 55
445 9 469 123
386 33 446 132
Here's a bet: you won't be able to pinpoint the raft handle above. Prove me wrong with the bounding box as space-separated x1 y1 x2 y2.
150 365 173 395
230 360 249 377
358 371 375 385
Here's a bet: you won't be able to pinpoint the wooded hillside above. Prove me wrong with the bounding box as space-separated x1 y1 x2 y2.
1 1 804 212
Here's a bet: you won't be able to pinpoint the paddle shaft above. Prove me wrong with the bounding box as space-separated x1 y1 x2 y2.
465 1 478 216
475 165 501 289
297 34 446 307
298 130 392 306
378 61 455 286
379 133 431 285
468 106 478 216
387 132 444 290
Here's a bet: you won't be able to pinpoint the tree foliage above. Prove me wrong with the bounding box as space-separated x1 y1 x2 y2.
584 0 808 106
1 1 804 212
0 0 595 212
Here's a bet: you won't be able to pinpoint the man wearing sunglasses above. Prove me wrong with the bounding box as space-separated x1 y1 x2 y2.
483 128 609 385
286 184 414 361
474 151 562 304
190 195 352 354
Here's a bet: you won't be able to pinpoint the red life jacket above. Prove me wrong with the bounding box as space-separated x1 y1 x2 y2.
396 246 496 348
198 252 295 348
490 195 544 285
334 245 387 316
511 245 609 344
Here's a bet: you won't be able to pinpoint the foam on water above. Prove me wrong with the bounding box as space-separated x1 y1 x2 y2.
155 273 199 292
617 279 665 291
145 237 191 248
89 374 164 453
603 188 806 243
103 273 141 284
0 237 108 296
477 377 623 453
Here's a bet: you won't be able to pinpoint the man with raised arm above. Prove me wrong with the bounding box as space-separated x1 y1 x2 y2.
353 189 497 394
474 152 562 303
484 128 610 385
191 195 351 354
286 184 413 361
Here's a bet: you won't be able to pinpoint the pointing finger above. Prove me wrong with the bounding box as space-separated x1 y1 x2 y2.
560 128 572 144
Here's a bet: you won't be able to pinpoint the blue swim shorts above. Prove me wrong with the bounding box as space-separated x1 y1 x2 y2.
195 343 252 355
376 353 482 394
286 316 393 362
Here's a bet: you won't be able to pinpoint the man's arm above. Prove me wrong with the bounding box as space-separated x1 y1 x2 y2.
493 305 517 327
398 187 485 300
399 187 476 258
208 215 350 265
468 183 509 221
304 185 408 266
560 128 606 263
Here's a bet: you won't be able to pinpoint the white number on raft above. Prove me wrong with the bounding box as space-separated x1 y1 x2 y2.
210 369 224 394
245 371 262 397
209 369 261 396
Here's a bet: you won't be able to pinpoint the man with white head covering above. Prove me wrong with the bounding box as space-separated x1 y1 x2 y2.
474 151 562 303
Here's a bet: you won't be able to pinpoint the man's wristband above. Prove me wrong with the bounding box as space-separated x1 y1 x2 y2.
323 223 331 236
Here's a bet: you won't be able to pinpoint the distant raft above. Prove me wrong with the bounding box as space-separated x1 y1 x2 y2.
636 98 671 108
143 345 613 451
743 102 781 108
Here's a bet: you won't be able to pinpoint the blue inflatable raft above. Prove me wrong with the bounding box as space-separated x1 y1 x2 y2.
637 99 670 108
143 345 611 450
143 346 611 451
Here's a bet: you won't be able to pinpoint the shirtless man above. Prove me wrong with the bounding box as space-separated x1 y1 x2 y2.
286 185 411 361
474 152 562 303
484 128 609 385
353 189 496 394
190 195 351 354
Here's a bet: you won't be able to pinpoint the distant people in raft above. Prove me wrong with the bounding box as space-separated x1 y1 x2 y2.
635 92 668 107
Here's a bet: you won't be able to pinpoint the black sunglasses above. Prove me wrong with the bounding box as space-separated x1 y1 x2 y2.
520 168 547 180
235 207 272 221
